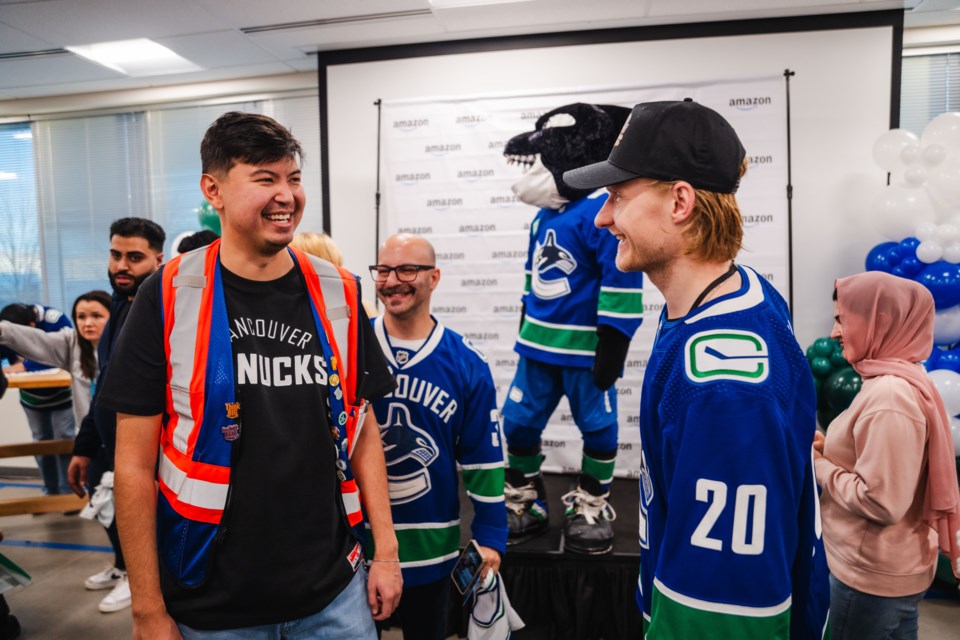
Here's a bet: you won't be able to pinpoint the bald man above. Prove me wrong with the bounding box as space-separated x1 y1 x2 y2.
368 234 507 640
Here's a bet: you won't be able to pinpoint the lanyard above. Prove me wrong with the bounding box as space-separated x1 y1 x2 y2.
689 263 738 311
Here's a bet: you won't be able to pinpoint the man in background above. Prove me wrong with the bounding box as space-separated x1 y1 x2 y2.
0 302 74 496
69 217 165 614
370 233 506 639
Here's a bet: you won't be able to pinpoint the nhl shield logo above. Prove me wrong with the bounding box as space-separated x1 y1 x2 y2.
396 350 410 365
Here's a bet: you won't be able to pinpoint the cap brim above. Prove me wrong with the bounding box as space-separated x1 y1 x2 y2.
562 160 639 191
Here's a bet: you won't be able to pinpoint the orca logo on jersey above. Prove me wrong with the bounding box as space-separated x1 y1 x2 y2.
684 330 769 384
380 402 440 505
532 229 577 299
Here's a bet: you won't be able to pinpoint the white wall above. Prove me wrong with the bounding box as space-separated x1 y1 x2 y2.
325 26 895 348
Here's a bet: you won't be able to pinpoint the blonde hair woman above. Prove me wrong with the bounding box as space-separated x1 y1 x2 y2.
291 232 377 317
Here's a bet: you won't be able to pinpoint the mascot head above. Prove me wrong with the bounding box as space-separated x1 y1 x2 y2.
505 103 631 205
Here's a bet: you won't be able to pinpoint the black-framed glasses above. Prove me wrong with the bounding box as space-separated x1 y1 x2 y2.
369 264 435 282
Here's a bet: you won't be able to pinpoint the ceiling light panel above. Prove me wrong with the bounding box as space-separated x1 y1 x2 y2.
66 38 201 77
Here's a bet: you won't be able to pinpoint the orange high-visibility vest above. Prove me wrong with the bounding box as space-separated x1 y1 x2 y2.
156 240 364 586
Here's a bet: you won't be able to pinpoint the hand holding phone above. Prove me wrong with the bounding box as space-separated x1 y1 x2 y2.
451 539 485 598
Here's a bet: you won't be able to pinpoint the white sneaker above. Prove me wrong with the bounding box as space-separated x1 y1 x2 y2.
84 566 126 591
98 576 131 613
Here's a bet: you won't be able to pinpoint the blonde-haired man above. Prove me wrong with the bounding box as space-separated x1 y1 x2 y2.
564 99 830 639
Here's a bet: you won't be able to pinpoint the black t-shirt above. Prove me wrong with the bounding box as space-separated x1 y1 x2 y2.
99 261 394 630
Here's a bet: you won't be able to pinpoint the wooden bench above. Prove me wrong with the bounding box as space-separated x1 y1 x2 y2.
0 439 87 516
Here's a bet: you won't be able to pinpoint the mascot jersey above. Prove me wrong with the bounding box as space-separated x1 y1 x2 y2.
637 266 829 640
370 316 507 587
516 192 644 368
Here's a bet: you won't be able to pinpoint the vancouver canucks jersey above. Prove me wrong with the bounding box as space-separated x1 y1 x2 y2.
1 304 73 409
516 192 644 368
370 317 507 587
637 266 829 639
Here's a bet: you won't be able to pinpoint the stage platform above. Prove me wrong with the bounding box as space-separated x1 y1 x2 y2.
452 473 644 639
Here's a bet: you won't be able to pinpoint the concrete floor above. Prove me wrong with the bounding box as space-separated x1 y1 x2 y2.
0 475 957 639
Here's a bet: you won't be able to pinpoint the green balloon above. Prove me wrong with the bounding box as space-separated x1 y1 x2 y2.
810 357 832 378
935 552 959 586
197 200 221 235
806 345 817 361
824 367 862 412
829 349 848 369
813 337 834 357
817 407 840 430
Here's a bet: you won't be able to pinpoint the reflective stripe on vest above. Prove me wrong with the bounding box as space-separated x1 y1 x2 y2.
159 240 363 526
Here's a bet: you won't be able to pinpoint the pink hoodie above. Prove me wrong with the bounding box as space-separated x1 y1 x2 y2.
815 271 960 597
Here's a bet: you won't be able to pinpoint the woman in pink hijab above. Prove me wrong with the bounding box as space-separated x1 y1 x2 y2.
813 271 960 640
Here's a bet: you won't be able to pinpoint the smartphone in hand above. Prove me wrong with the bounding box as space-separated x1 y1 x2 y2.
451 539 484 600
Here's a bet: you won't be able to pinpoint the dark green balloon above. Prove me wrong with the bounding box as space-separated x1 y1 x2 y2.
806 345 817 361
810 357 832 378
935 553 959 586
824 367 862 412
198 200 221 235
817 407 840 430
829 349 848 369
813 337 834 357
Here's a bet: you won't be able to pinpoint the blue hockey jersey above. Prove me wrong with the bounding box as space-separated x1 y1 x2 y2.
516 192 644 368
370 317 507 587
637 265 830 639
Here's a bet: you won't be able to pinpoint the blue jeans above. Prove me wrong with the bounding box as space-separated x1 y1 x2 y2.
23 405 75 495
178 569 375 639
829 574 925 640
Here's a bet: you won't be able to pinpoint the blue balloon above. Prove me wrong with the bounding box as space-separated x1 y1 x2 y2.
898 236 920 256
917 261 960 310
933 347 960 374
899 256 923 277
885 244 904 263
925 345 942 370
865 242 898 272
891 265 908 278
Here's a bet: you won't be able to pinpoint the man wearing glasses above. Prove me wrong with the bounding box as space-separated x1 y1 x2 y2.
367 233 507 640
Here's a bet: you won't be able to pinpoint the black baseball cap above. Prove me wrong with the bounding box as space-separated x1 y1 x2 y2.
563 99 746 194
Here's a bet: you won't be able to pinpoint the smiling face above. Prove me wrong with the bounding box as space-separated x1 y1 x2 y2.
74 300 110 345
108 235 163 298
201 157 304 259
594 178 680 274
375 235 439 322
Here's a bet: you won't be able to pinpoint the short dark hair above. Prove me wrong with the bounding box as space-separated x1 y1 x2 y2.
201 111 304 176
177 229 220 254
0 303 34 326
110 218 166 253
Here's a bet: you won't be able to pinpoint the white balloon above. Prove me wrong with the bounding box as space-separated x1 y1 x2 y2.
937 223 960 244
873 129 920 172
917 240 944 263
915 221 939 241
944 242 960 264
934 306 960 345
872 184 938 240
901 143 921 166
926 156 960 211
921 112 960 154
951 417 960 457
922 143 947 167
905 166 928 186
929 368 960 416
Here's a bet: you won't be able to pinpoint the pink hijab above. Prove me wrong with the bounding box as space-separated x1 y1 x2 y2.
836 271 960 579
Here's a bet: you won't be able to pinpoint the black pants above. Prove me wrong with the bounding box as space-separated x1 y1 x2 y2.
380 578 451 640
88 449 125 571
